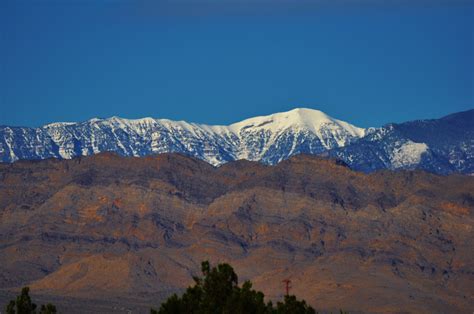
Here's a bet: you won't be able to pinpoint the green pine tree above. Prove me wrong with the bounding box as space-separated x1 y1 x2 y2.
39 303 57 314
275 295 316 314
4 287 57 314
151 261 318 314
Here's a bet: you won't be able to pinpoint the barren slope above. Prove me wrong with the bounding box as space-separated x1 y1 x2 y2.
0 153 473 313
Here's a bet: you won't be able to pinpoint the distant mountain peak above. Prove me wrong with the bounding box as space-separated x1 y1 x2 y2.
232 108 327 128
230 107 365 137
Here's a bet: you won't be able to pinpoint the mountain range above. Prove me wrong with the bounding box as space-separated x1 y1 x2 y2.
2 108 472 313
0 108 473 174
1 153 473 313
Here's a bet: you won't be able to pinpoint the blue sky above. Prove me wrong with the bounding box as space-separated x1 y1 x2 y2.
1 0 473 127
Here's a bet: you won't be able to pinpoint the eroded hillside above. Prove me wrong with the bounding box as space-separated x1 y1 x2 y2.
0 153 473 313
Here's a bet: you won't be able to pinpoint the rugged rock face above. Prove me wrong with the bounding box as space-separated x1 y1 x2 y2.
0 153 473 313
0 108 365 166
1 108 472 175
328 109 474 175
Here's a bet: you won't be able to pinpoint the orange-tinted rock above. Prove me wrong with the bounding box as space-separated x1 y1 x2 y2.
0 153 473 313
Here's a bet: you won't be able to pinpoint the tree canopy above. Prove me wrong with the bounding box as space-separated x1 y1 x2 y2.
151 261 316 314
5 287 56 314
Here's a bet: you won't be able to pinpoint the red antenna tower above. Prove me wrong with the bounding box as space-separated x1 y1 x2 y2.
282 279 291 296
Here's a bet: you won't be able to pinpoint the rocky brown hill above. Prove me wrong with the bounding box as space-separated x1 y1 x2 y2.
0 153 473 313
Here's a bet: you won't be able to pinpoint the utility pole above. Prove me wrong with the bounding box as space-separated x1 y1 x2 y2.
282 279 291 296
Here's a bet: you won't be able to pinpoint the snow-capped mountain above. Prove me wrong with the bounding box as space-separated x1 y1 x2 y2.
0 108 365 166
325 109 474 175
0 108 472 174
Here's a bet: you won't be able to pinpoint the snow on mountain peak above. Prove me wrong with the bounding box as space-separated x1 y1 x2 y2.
43 121 77 128
230 107 365 137
86 117 104 124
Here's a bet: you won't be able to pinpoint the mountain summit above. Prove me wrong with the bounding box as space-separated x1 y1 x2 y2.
0 108 472 174
230 108 365 137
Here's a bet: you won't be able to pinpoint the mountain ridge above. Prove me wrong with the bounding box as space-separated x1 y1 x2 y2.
1 108 472 174
327 109 474 174
0 108 367 166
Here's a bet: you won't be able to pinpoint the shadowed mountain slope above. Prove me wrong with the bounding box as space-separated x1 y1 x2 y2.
0 153 473 313
327 109 474 174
